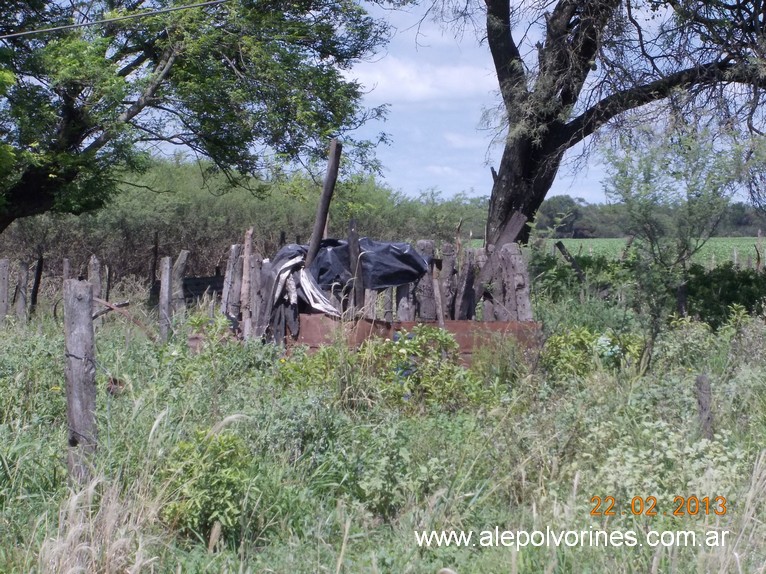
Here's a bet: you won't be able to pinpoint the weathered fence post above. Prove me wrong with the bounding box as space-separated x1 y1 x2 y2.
29 255 44 316
383 287 393 323
306 138 342 267
159 256 172 343
0 259 8 326
88 255 102 300
171 250 190 315
63 279 97 485
62 258 71 281
396 284 414 321
455 248 477 320
247 251 264 340
415 240 436 321
220 244 243 318
241 229 254 338
15 261 28 322
441 243 457 320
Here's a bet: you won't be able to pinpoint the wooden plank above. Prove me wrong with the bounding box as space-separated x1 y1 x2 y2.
364 289 378 320
306 139 342 267
507 243 533 321
220 244 243 316
241 229 254 338
440 242 457 320
415 240 436 321
431 261 445 328
246 251 263 339
63 279 97 485
395 283 414 321
88 255 102 301
0 258 8 325
159 256 172 343
383 287 393 323
254 260 272 338
62 258 71 281
455 248 476 320
15 261 28 322
492 243 517 321
171 250 190 315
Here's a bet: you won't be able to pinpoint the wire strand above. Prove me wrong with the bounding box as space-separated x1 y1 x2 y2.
0 0 229 41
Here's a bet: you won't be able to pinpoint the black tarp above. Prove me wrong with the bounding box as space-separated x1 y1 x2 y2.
270 238 429 291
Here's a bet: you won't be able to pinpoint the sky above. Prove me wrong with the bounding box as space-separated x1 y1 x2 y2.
348 4 608 203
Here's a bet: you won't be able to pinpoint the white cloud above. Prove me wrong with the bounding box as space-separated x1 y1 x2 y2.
424 164 461 177
443 131 488 150
350 55 496 105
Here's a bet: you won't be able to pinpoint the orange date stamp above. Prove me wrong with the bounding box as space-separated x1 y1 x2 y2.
590 495 728 517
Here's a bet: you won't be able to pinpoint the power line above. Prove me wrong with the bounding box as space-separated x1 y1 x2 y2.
0 0 229 41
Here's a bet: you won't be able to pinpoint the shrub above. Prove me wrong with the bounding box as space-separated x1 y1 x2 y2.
161 429 252 544
541 326 642 380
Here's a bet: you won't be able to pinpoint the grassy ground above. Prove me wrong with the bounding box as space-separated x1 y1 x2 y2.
1 285 765 573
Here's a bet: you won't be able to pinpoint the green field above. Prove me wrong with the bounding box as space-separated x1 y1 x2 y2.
554 237 765 266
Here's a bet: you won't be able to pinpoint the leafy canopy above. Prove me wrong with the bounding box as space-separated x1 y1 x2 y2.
0 0 389 229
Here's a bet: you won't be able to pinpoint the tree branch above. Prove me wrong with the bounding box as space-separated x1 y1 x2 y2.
557 59 739 148
485 0 526 110
82 44 178 155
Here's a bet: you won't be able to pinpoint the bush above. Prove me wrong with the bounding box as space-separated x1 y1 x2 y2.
161 429 252 544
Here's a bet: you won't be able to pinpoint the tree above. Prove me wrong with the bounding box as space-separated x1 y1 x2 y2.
418 0 766 244
605 124 739 358
0 0 390 234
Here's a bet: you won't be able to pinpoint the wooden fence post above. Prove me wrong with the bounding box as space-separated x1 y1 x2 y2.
62 258 71 281
159 256 172 343
171 250 190 315
220 244 243 317
415 240 436 321
241 229 254 338
441 243 457 321
63 279 97 485
455 248 477 320
247 251 263 340
395 283 414 321
306 139 342 267
383 287 393 323
29 255 44 316
88 255 102 300
0 259 8 325
15 261 28 322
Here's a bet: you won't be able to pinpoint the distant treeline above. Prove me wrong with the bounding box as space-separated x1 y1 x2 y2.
0 160 488 281
1 160 763 282
535 194 766 238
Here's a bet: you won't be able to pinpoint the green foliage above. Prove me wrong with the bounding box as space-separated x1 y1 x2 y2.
161 429 252 543
541 326 642 380
0 0 389 227
373 325 496 410
686 263 766 328
309 422 447 520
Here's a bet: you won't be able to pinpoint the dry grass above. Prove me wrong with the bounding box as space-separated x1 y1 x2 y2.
35 475 165 574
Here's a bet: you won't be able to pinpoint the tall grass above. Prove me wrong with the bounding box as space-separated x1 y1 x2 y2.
1 289 765 572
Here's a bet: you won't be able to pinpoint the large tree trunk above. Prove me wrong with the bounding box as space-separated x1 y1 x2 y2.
487 136 566 246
